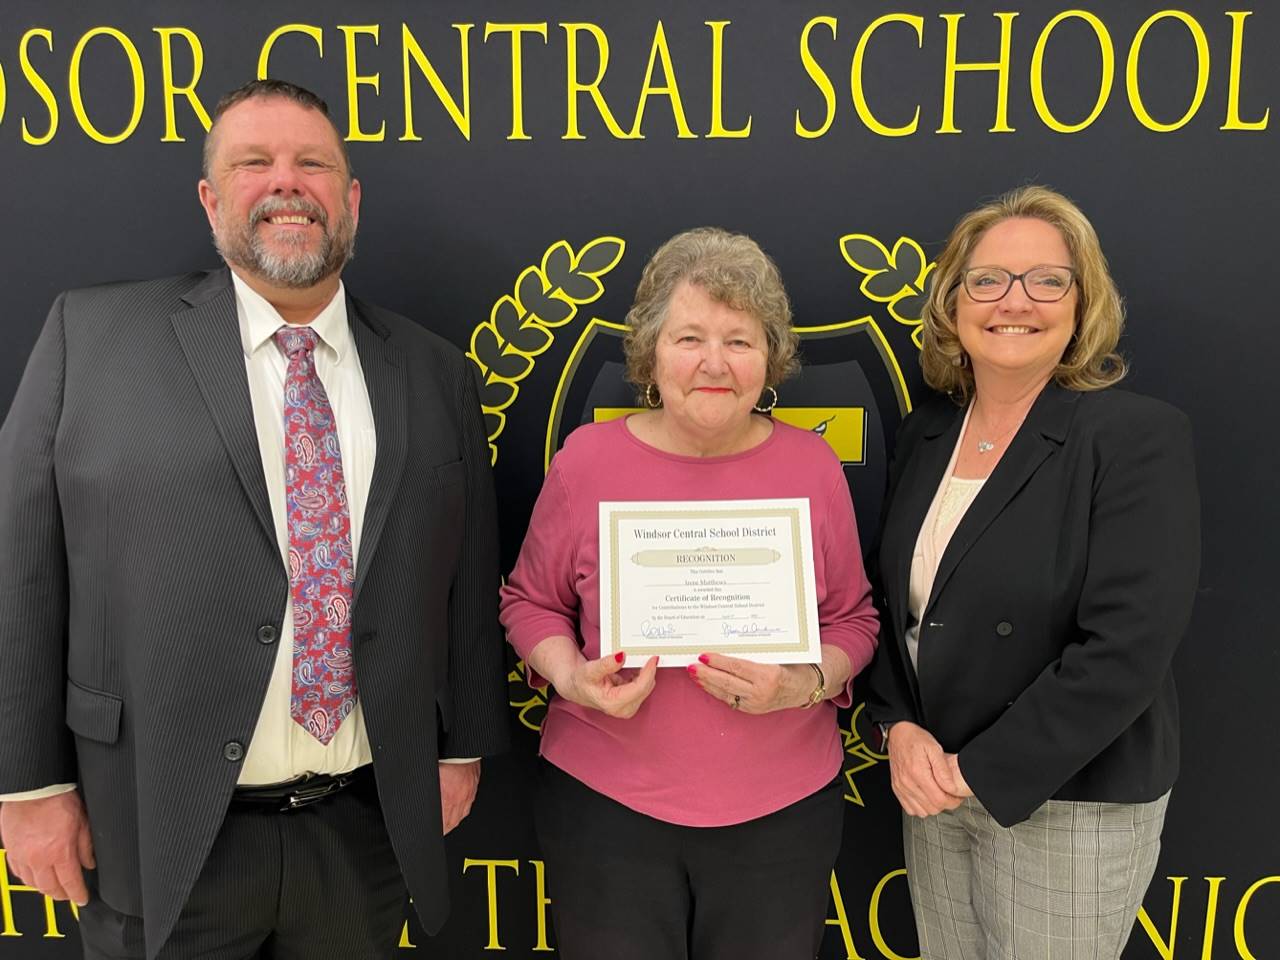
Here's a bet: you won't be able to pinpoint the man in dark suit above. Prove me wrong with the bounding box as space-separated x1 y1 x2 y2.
0 79 509 958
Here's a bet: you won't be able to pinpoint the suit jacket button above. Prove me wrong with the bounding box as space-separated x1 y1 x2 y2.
996 621 1013 637
257 625 277 644
223 741 245 762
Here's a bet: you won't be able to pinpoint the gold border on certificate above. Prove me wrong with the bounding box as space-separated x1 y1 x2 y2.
598 498 820 666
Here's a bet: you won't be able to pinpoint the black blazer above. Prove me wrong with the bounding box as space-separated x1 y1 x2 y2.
866 383 1199 827
0 270 510 956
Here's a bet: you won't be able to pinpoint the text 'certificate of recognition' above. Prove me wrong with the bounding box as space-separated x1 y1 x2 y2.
598 498 820 667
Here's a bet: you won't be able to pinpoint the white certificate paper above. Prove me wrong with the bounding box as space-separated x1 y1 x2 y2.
598 498 821 667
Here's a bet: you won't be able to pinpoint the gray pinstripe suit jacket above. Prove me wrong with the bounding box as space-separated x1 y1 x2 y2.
0 268 510 955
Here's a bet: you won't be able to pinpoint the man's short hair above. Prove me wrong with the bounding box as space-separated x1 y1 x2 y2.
202 79 352 179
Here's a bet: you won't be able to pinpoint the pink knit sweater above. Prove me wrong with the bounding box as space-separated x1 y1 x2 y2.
499 416 879 826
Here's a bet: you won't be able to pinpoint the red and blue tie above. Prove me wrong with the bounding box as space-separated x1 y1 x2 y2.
276 326 357 745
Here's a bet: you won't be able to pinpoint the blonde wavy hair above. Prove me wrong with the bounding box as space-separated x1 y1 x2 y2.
624 227 799 393
921 185 1127 399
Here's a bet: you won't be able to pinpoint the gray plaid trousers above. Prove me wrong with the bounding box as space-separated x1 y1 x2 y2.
902 792 1168 960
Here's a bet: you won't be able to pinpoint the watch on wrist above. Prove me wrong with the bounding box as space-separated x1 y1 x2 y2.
802 662 826 708
877 721 898 751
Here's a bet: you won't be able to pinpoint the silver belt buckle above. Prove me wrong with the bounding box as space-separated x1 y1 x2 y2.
282 773 350 812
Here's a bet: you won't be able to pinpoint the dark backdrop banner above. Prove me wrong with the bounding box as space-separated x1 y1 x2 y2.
0 2 1274 957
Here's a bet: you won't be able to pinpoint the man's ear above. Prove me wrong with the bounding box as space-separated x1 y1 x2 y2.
347 177 362 230
197 179 219 233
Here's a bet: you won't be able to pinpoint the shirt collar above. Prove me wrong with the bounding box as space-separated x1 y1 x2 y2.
233 271 350 363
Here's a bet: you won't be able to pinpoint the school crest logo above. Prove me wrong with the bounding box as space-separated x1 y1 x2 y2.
473 232 932 807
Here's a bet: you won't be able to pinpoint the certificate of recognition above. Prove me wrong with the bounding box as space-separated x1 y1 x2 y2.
598 498 820 667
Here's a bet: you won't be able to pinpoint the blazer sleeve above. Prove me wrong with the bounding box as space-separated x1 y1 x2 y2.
439 359 510 759
958 401 1200 826
0 295 75 792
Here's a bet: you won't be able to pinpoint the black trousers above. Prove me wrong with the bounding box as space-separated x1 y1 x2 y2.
534 760 844 960
78 770 407 960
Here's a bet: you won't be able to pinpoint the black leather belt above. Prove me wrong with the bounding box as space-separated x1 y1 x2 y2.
231 765 371 813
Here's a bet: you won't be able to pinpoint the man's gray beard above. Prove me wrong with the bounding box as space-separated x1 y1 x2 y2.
213 199 356 289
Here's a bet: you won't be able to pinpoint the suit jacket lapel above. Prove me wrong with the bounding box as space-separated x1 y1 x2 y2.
348 295 407 605
925 382 1078 615
170 269 277 550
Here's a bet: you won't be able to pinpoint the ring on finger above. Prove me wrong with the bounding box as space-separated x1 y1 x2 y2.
731 694 741 710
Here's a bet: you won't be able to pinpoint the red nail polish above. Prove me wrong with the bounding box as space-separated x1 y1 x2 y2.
614 651 626 663
698 654 710 664
686 664 697 677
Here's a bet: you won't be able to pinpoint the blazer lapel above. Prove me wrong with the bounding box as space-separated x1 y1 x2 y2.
348 296 407 605
881 402 964 710
925 383 1078 614
888 405 964 635
170 269 277 550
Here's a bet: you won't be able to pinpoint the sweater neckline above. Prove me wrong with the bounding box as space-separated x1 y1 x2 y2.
617 413 781 464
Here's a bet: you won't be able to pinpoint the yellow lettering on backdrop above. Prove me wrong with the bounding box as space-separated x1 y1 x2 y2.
869 868 919 960
69 27 145 144
257 24 324 80
0 849 78 937
937 12 1018 134
339 25 385 142
462 858 519 951
402 24 473 142
1222 11 1269 130
0 59 6 128
484 23 547 141
630 20 696 139
852 14 924 137
19 29 58 145
1030 10 1114 133
1136 876 1186 960
529 859 554 952
1199 876 1225 960
561 23 632 140
796 16 838 138
154 27 211 142
1127 11 1210 132
1235 876 1280 960
706 21 751 138
824 870 868 960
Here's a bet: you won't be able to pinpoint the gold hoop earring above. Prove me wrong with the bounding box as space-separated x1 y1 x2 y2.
645 383 662 408
754 385 778 413
952 352 969 369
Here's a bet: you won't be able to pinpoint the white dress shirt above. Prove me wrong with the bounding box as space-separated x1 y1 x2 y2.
234 273 377 784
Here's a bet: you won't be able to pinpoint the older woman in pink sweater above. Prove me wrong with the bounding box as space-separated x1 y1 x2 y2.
499 227 879 960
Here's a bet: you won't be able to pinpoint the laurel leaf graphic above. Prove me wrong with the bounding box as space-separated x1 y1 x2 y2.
516 268 576 328
574 237 625 280
486 349 534 383
466 324 503 377
891 237 926 287
840 235 892 275
465 237 628 464
864 270 909 300
508 661 548 733
479 378 517 412
491 296 553 356
840 232 933 346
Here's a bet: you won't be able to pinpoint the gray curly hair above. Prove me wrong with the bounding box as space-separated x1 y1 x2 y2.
624 227 799 391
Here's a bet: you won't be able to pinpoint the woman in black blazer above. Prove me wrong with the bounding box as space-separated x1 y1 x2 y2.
866 186 1199 959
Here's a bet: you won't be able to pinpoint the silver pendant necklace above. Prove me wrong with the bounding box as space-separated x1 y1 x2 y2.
972 408 1027 454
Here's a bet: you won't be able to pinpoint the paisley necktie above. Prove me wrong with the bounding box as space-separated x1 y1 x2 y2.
275 326 357 745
